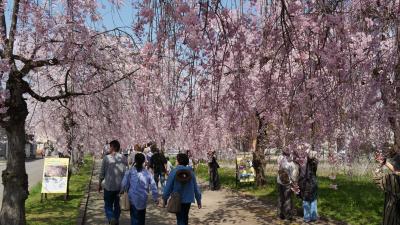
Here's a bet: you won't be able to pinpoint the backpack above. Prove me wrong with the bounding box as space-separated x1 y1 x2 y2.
176 170 192 183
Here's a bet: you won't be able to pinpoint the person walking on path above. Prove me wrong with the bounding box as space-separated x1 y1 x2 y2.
186 150 194 170
129 144 145 167
99 140 128 225
374 146 400 225
121 153 159 225
163 153 202 225
144 142 154 167
150 146 168 191
299 150 319 223
102 141 109 159
208 150 220 191
166 156 174 174
277 148 300 221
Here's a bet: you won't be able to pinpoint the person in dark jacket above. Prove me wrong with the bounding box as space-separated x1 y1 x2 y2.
299 150 318 223
375 147 400 225
208 150 220 191
150 147 168 191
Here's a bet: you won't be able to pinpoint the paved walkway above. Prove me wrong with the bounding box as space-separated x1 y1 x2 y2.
85 160 345 225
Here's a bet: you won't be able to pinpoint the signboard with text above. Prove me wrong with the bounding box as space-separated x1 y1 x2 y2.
41 158 69 193
236 152 255 183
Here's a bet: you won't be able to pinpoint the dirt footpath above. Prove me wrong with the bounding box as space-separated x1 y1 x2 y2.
85 161 344 225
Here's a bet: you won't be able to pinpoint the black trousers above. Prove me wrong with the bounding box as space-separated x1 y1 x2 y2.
278 184 293 220
176 203 191 225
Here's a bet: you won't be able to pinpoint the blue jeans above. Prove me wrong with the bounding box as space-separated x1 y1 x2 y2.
303 199 318 222
104 190 121 223
176 203 191 225
130 204 146 225
154 172 166 190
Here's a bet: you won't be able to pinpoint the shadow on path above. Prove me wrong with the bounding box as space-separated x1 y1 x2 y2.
84 160 346 225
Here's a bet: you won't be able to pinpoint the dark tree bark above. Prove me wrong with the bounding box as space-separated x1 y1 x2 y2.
0 0 29 222
0 0 138 220
377 23 400 155
63 109 75 161
392 25 400 154
0 70 29 225
253 112 267 187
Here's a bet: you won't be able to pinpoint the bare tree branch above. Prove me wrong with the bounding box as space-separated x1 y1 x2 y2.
57 99 73 113
23 68 140 102
64 67 71 94
13 55 60 74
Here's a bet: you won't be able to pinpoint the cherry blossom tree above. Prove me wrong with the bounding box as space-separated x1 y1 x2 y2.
6 1 400 222
0 0 141 222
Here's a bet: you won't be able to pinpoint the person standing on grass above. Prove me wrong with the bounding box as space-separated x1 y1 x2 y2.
99 140 128 225
163 153 202 225
150 146 168 191
299 150 318 223
208 150 220 191
374 145 400 225
121 153 159 225
277 148 299 221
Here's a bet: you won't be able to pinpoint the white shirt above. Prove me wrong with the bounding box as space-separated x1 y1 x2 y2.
166 161 173 173
188 159 193 168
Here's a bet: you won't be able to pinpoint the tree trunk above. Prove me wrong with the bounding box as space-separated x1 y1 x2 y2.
393 24 400 154
387 115 400 154
0 71 29 225
252 112 267 187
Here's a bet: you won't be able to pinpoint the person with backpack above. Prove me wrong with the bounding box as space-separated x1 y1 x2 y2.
298 150 319 223
163 153 202 225
121 153 159 225
277 148 300 220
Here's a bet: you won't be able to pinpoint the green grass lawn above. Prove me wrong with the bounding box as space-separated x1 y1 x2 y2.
196 164 384 225
26 157 94 225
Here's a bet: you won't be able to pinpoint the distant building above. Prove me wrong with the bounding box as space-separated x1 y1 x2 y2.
0 128 37 159
166 148 179 157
